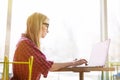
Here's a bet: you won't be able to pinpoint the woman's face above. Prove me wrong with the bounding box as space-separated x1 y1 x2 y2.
41 19 49 38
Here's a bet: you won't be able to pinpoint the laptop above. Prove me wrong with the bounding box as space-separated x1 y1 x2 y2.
79 39 111 67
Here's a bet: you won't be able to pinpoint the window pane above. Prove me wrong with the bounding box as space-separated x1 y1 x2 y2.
0 0 8 59
107 0 120 61
0 0 8 74
107 0 120 78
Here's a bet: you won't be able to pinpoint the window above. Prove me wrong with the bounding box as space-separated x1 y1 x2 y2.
0 0 8 59
0 0 8 74
10 0 101 79
107 0 120 62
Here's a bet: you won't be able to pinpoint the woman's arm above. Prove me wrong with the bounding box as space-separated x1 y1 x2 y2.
49 59 87 71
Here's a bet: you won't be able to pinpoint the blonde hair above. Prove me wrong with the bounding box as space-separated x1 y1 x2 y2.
25 12 48 48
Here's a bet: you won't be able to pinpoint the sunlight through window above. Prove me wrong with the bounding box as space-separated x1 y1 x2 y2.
10 0 100 80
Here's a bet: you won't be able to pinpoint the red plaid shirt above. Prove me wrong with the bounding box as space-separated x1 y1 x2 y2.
10 35 53 80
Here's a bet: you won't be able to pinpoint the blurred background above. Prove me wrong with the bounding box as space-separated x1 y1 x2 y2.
0 0 120 80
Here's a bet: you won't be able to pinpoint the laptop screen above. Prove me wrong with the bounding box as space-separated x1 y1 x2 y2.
88 39 111 66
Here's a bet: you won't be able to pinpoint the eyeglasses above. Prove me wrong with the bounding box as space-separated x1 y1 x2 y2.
42 23 49 33
43 23 49 27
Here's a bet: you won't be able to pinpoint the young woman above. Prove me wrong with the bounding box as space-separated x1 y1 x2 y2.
11 12 87 80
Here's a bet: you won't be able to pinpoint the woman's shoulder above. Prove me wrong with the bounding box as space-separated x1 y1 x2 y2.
16 35 34 47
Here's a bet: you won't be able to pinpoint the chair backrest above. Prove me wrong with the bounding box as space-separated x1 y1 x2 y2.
1 56 33 80
0 56 9 80
109 62 120 80
110 62 120 74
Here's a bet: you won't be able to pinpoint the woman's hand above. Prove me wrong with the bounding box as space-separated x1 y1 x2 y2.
72 59 88 67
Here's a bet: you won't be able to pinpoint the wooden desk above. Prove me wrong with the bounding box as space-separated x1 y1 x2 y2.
55 67 115 80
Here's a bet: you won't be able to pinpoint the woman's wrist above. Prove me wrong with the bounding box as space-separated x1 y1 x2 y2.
72 61 76 67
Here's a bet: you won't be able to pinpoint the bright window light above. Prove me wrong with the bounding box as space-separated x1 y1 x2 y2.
10 0 100 80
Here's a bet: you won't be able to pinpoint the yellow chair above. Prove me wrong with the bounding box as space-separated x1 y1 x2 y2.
0 56 8 80
1 56 33 80
109 62 120 80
